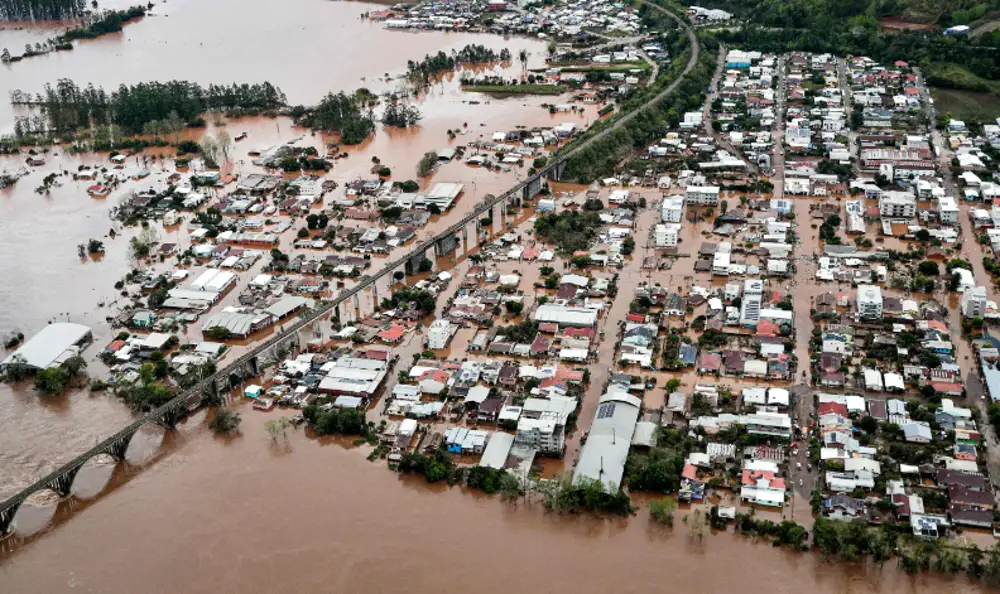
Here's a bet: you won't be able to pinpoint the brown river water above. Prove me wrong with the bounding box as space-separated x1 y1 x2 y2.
0 1 988 591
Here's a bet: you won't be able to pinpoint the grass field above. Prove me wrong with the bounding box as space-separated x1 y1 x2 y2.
931 87 1000 123
462 85 568 95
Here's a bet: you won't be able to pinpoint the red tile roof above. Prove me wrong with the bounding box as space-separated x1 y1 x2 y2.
378 325 405 343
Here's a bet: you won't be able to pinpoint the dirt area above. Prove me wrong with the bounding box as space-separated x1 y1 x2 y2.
877 15 938 31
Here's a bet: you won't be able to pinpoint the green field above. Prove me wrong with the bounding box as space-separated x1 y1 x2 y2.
932 87 1000 123
462 85 568 95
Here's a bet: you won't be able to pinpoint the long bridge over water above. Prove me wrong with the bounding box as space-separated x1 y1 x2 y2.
0 2 699 536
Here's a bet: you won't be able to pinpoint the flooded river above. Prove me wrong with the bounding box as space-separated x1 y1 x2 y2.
0 1 990 591
1 401 990 594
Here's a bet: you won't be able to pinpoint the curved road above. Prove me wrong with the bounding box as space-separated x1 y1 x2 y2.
0 0 702 523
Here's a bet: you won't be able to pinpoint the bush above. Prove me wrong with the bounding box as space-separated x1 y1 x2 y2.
917 260 939 276
209 409 242 434
417 152 438 177
176 140 201 155
649 497 677 525
303 403 368 436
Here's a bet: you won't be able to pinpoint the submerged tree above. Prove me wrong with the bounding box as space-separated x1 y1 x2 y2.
381 97 421 128
264 416 292 441
416 151 438 177
209 408 242 435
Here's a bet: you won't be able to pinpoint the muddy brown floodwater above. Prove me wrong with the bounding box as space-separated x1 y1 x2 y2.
0 401 990 594
0 1 990 591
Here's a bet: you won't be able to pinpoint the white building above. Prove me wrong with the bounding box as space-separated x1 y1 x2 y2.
857 284 883 320
572 387 642 490
879 191 916 219
515 395 578 455
654 223 681 247
739 279 764 327
426 319 457 350
686 185 720 205
962 286 988 319
937 195 958 225
661 196 685 222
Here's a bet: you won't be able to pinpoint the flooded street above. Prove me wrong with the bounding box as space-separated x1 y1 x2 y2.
0 2 990 592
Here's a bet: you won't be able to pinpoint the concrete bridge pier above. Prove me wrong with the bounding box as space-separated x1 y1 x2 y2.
545 160 566 182
465 219 480 253
434 233 459 258
404 250 427 276
106 429 138 461
48 466 81 497
0 501 19 535
492 202 504 235
352 292 362 321
374 272 391 304
358 286 376 319
523 175 543 202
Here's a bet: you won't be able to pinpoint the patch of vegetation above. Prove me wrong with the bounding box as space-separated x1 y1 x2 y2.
407 45 510 84
294 90 375 145
495 320 539 343
303 401 370 436
209 408 242 435
534 210 604 253
381 286 437 314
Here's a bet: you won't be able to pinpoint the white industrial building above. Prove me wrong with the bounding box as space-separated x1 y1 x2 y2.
0 323 92 372
318 356 389 398
533 304 598 327
572 387 642 491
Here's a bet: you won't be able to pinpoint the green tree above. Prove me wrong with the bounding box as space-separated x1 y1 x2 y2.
621 235 636 256
649 497 677 525
264 416 292 441
209 408 242 435
417 152 438 177
917 260 939 276
34 366 71 394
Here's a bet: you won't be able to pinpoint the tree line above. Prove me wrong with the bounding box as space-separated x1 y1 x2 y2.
9 78 287 134
60 5 146 42
406 44 512 84
559 36 717 182
0 0 84 21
